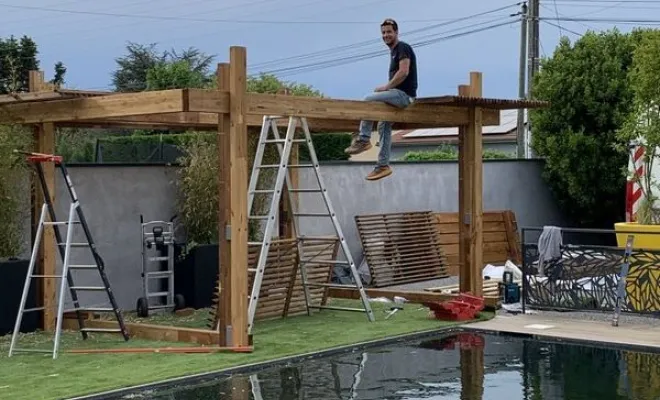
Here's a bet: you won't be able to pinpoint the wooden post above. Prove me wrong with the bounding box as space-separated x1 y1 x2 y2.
457 84 472 294
216 62 232 345
228 46 249 347
460 346 484 398
468 72 484 297
28 71 57 331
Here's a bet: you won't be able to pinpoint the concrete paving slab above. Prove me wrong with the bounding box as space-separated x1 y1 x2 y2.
461 313 660 350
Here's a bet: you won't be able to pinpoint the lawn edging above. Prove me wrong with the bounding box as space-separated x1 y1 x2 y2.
70 315 492 400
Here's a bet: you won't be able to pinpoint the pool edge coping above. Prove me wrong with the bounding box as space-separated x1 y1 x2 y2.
67 322 473 400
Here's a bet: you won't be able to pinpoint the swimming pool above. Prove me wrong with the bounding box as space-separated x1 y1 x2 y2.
111 331 660 399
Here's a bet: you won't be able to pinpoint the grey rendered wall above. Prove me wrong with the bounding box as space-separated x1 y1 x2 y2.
22 160 566 310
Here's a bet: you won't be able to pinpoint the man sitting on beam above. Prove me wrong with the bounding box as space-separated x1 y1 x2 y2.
345 18 418 181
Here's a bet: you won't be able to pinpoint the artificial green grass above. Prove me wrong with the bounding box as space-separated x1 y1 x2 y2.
0 299 493 400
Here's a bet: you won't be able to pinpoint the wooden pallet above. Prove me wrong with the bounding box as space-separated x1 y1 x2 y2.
355 211 449 287
434 210 521 276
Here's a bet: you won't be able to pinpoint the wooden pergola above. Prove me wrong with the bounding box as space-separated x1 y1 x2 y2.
0 45 547 349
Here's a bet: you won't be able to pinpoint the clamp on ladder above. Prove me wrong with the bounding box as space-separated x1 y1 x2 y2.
246 115 375 335
8 151 129 359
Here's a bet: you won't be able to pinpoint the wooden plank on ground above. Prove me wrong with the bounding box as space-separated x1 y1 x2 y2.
327 287 500 308
355 211 449 287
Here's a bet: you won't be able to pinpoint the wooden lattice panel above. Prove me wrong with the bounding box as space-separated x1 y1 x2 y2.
434 210 521 276
355 211 449 287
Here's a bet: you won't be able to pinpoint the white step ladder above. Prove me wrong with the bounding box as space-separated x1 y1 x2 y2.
8 152 129 359
246 115 375 334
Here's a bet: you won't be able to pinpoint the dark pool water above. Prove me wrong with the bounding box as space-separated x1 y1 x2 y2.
125 332 660 399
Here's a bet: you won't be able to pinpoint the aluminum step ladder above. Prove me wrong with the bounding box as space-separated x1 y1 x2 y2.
8 151 129 359
246 115 375 335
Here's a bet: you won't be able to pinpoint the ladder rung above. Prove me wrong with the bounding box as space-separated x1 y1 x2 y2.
24 306 46 312
69 264 98 269
249 215 271 220
289 164 316 168
248 268 258 272
309 305 369 313
248 241 263 246
147 271 173 278
250 189 275 194
70 286 106 291
31 274 63 278
57 243 89 247
80 328 123 333
148 256 169 261
289 189 323 193
294 213 331 217
263 139 286 143
44 221 80 225
148 291 169 297
299 235 339 241
74 307 115 313
301 259 349 265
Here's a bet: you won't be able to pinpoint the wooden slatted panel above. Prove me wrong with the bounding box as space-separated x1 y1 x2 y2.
246 238 336 321
287 238 339 317
355 211 449 287
435 210 521 276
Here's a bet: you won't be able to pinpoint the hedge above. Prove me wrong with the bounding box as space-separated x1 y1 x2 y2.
77 131 353 163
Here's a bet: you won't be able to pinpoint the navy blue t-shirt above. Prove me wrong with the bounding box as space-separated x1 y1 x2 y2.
389 41 417 98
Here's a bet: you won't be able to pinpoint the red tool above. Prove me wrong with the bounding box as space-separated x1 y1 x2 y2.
423 293 485 321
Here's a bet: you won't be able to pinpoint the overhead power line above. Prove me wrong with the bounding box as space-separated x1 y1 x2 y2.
261 17 519 78
0 2 503 25
248 2 523 71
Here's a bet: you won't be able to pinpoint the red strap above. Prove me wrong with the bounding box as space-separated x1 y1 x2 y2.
17 151 62 163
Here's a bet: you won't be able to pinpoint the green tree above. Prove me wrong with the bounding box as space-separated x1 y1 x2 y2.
247 73 323 96
616 29 660 224
146 59 208 90
530 29 638 227
112 42 214 92
0 35 66 93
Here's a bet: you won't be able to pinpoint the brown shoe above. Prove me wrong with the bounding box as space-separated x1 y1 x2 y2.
366 165 392 181
345 138 372 155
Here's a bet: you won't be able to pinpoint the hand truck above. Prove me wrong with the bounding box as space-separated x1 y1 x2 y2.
136 215 185 318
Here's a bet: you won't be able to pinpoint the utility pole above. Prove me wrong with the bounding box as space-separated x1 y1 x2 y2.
517 2 528 159
525 0 540 158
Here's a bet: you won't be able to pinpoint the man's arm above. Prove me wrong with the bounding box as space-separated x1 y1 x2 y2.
385 58 410 89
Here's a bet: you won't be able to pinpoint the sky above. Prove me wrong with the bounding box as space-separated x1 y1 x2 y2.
1 0 659 100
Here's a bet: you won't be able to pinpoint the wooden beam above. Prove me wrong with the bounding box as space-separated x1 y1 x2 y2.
228 47 249 347
217 63 232 347
0 89 188 124
458 83 473 295
468 72 484 297
327 286 500 309
186 89 501 127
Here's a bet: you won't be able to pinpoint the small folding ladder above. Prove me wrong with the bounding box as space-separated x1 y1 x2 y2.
246 115 375 335
612 234 634 327
8 151 129 359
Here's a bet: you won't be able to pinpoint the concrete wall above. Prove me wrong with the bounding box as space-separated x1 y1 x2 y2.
21 159 567 310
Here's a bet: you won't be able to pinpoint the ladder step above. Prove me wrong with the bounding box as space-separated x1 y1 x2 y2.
290 189 324 193
70 286 107 291
257 164 316 169
249 215 271 220
24 306 46 312
309 305 370 313
294 213 332 217
80 328 123 333
262 139 306 144
250 189 275 194
31 274 64 278
57 243 90 247
73 307 115 313
301 259 349 265
69 264 98 270
148 291 169 297
147 271 173 278
44 221 80 225
148 256 170 262
299 235 339 241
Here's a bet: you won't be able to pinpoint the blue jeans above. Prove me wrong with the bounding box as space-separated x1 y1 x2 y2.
359 89 413 167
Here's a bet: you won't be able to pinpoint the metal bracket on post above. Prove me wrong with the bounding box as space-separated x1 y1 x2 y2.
463 213 472 225
225 224 231 241
225 325 233 347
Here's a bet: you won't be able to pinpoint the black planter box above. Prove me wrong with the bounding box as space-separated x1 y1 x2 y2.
174 244 219 309
0 258 39 336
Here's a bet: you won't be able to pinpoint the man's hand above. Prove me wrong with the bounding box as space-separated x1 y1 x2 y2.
374 85 389 92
